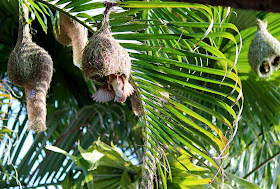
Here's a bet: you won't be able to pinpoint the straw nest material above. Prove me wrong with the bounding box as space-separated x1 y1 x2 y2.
7 2 53 132
81 2 131 85
54 12 88 67
248 19 280 77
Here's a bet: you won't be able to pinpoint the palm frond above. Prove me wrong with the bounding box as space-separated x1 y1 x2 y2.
128 5 243 187
223 10 280 187
1 102 141 188
0 80 23 189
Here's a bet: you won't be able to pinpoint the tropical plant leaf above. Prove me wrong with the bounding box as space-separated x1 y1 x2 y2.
1 101 142 188
226 172 261 189
222 10 280 188
47 140 142 189
0 80 22 189
127 5 243 188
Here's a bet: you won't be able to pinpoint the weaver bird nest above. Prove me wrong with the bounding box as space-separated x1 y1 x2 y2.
54 12 88 67
7 2 53 132
81 2 134 103
248 19 280 77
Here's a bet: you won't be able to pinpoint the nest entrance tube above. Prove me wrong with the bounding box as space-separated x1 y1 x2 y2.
7 0 53 132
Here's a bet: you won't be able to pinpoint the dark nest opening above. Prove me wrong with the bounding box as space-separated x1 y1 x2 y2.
259 60 271 74
272 56 280 67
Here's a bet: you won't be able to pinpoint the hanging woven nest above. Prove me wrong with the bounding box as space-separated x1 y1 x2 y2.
54 12 88 67
7 1 53 132
82 2 134 103
82 2 131 84
248 19 280 77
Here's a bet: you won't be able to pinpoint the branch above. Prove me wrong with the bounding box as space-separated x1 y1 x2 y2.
243 151 280 179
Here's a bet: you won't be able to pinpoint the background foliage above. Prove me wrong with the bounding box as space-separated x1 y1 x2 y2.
0 0 279 188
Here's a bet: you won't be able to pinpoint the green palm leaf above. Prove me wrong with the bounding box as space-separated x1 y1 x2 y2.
1 102 141 188
223 10 280 188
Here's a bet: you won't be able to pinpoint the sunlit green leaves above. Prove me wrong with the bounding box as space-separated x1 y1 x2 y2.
223 9 280 188
1 99 141 188
127 4 242 184
47 140 142 189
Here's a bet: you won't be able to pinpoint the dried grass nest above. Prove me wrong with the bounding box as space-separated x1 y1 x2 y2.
81 2 131 85
54 12 88 67
7 2 53 132
248 19 280 77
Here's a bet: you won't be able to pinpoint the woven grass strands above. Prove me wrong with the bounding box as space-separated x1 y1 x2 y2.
7 0 53 132
248 19 280 77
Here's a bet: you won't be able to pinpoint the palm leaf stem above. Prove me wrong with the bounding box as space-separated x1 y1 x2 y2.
243 150 280 179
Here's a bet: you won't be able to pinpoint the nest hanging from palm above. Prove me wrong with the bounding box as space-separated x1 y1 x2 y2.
81 2 134 103
248 19 280 77
82 3 131 84
54 12 88 67
7 1 53 132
